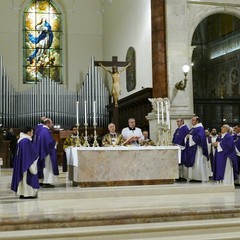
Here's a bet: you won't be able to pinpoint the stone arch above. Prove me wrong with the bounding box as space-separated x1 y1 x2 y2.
189 6 240 129
188 6 240 48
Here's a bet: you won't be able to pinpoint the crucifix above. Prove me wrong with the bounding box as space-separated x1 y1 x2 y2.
95 56 131 108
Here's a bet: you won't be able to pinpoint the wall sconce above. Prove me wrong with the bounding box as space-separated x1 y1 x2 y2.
175 64 190 91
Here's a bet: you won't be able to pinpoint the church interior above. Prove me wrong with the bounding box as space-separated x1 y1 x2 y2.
1 0 240 239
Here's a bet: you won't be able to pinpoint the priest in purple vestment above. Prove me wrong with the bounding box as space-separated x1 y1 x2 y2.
212 124 238 185
11 127 39 199
172 118 189 160
36 118 59 188
183 116 209 182
232 125 240 184
172 118 189 180
32 116 47 147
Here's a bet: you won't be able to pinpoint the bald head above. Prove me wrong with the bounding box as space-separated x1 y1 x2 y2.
108 123 116 133
43 118 53 128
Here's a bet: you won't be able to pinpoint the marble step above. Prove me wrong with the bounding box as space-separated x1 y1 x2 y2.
0 169 66 188
1 187 237 231
1 218 240 239
38 182 235 200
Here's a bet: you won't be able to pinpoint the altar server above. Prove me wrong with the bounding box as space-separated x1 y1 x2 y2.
62 126 84 172
121 118 144 146
11 127 39 199
183 116 209 182
36 118 59 188
213 124 238 185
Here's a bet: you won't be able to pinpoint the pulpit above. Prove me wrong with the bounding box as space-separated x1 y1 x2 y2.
66 146 180 187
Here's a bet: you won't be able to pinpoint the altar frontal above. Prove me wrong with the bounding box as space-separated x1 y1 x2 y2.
66 146 179 187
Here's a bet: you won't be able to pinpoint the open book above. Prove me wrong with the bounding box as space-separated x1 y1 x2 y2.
123 136 141 146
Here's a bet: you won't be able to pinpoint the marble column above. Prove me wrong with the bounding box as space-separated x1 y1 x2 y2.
151 0 168 98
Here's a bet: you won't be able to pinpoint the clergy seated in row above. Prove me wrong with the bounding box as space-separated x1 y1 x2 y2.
62 126 85 171
121 118 144 146
11 127 39 199
102 123 124 147
139 131 155 146
182 116 209 183
212 124 238 185
34 118 59 188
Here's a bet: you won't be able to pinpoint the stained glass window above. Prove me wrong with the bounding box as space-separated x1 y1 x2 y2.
23 0 62 83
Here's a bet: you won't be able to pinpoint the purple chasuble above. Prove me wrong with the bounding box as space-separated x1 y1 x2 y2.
172 125 189 146
182 124 208 167
33 123 44 149
172 125 189 164
213 132 238 181
36 126 59 179
11 138 39 192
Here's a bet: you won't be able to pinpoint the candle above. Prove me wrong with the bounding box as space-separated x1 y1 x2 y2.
76 101 79 125
84 100 87 124
157 102 160 124
166 101 170 128
93 100 96 125
161 101 164 124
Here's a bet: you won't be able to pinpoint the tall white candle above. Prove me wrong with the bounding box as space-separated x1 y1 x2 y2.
76 101 79 125
165 101 170 128
93 100 96 125
84 100 87 124
161 101 164 124
157 102 160 124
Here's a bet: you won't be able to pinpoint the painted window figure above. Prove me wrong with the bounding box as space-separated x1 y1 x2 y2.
27 17 53 64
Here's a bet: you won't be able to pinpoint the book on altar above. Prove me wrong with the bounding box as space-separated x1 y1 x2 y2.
123 136 141 145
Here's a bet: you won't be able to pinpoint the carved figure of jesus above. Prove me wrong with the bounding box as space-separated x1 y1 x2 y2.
99 62 131 107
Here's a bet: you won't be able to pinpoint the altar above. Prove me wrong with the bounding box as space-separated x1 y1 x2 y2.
66 146 180 187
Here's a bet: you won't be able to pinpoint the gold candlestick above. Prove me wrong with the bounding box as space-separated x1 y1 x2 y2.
75 123 81 147
93 123 99 147
83 123 89 147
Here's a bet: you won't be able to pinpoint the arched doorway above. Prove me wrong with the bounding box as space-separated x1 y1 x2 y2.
192 13 240 131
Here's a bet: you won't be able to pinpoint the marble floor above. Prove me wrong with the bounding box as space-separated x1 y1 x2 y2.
1 168 240 239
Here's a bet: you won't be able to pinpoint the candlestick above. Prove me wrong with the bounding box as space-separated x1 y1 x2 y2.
93 122 99 147
93 100 96 125
84 100 87 124
157 102 160 124
76 101 79 125
161 101 164 124
83 122 89 147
